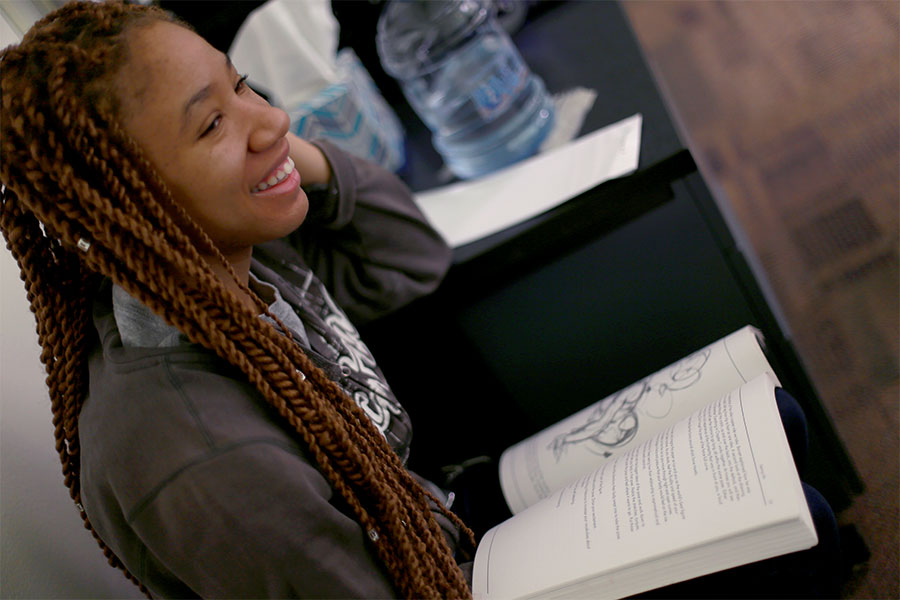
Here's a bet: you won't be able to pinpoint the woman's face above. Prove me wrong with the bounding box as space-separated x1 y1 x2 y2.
114 21 308 260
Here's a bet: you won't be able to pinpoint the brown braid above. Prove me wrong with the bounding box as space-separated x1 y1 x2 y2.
0 2 476 597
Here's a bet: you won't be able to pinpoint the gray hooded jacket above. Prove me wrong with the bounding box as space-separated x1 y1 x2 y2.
79 141 462 598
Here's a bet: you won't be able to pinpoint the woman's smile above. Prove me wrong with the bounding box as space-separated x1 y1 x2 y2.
251 156 297 193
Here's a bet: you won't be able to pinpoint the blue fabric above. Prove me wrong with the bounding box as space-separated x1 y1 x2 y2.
776 387 809 475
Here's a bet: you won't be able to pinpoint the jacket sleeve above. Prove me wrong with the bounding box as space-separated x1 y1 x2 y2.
128 441 399 599
287 140 453 324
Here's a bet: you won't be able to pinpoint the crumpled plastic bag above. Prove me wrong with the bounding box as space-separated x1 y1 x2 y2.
230 0 405 171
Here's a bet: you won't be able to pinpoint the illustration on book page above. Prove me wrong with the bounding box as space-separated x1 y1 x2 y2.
548 349 711 462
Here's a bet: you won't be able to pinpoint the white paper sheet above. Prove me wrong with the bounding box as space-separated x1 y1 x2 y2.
413 114 642 248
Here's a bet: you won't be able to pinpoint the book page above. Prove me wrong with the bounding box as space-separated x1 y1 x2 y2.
499 326 778 514
473 374 814 600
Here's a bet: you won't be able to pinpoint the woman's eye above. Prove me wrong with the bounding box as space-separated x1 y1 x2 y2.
200 116 221 138
198 75 249 139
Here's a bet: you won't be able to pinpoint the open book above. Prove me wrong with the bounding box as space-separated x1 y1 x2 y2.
472 326 817 599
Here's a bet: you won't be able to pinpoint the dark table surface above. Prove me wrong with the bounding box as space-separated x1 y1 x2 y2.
358 2 863 510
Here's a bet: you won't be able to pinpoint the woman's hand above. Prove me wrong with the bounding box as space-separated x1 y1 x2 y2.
286 132 332 187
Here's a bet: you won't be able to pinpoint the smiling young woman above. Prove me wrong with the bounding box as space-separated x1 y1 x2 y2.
112 21 314 274
0 1 474 598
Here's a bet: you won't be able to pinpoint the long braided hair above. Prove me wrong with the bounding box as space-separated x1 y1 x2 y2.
0 2 476 597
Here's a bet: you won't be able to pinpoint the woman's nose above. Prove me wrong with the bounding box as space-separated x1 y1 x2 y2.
247 101 290 153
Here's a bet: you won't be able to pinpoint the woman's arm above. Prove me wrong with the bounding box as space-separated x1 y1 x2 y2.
127 442 400 599
284 135 452 325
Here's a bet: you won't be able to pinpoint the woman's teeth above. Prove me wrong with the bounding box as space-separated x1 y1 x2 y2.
251 157 295 192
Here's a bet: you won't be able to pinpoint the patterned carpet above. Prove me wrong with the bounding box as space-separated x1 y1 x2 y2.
623 2 899 598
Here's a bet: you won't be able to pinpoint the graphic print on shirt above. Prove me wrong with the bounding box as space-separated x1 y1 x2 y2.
319 288 404 435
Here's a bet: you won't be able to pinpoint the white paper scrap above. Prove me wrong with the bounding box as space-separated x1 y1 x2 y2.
414 113 642 248
540 86 600 153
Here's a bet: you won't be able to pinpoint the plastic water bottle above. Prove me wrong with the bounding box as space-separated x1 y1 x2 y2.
377 0 555 180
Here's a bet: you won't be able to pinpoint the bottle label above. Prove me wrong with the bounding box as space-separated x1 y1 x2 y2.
471 58 528 121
